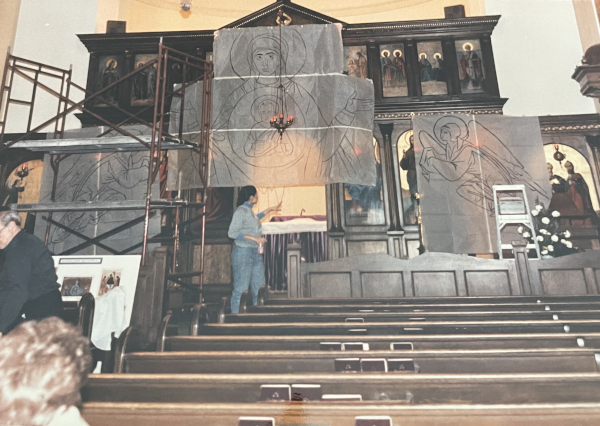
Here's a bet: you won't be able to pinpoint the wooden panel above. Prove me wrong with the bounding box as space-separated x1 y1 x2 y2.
347 240 388 257
466 271 511 296
540 270 587 295
361 272 404 297
309 273 352 297
412 272 457 297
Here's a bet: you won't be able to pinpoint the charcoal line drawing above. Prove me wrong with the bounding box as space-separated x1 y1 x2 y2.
418 115 548 214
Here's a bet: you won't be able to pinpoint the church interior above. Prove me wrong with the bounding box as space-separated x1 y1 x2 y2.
2 0 600 424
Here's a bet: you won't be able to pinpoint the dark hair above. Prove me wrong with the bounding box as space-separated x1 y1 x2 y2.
237 186 257 207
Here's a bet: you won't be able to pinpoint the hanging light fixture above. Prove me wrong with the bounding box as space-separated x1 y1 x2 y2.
270 9 294 137
180 0 192 12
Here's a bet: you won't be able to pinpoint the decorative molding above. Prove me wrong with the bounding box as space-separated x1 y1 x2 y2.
540 124 600 132
375 109 502 119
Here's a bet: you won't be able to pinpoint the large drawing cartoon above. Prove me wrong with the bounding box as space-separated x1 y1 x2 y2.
418 115 548 215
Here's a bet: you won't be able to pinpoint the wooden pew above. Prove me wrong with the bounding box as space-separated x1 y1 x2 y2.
117 349 600 374
223 310 600 323
261 295 600 306
246 302 600 313
161 333 600 352
194 319 600 335
81 401 600 426
83 372 600 404
63 292 95 338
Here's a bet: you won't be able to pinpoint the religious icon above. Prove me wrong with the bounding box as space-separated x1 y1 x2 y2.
398 130 418 225
97 55 124 104
131 54 158 105
344 46 368 79
344 137 385 225
61 277 93 297
417 41 448 95
99 269 123 296
379 44 407 97
544 144 599 224
455 40 485 94
1 160 43 211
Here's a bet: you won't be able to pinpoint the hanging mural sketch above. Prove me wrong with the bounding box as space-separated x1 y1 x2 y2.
414 114 551 253
380 43 407 97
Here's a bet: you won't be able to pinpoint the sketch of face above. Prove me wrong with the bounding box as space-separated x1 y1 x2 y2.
565 161 574 174
547 163 553 179
440 123 461 143
253 48 279 76
258 99 277 122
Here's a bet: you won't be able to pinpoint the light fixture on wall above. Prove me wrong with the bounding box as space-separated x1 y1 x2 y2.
180 0 192 12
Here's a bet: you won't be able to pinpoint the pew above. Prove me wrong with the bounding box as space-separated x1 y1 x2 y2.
83 372 600 404
194 319 600 335
81 401 600 426
160 333 600 352
117 349 600 374
63 292 95 338
223 310 600 323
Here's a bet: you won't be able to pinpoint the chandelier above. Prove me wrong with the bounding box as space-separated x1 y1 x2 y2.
269 9 294 137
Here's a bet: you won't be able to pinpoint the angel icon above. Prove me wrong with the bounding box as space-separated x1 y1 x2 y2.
418 116 547 214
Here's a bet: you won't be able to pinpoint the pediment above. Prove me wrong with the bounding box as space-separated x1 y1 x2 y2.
222 0 345 28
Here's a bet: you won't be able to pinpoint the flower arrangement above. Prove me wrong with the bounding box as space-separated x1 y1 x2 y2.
518 202 578 258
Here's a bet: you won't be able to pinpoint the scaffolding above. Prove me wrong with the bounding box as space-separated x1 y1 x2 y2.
0 41 213 295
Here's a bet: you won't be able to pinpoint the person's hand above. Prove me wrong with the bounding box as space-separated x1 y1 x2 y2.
255 237 268 245
272 201 282 212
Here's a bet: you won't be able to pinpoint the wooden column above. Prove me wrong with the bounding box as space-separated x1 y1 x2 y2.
379 122 403 234
587 135 600 190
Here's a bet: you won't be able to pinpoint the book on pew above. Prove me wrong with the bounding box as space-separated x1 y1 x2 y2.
260 385 291 401
320 342 342 351
360 358 388 372
355 416 393 426
390 342 413 350
291 384 322 401
387 358 416 373
348 329 368 335
335 358 360 372
322 394 363 401
342 342 369 351
239 417 275 426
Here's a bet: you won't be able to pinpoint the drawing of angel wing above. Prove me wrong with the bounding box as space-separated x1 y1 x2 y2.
467 120 548 199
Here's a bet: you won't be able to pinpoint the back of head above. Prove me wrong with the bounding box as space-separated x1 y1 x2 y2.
237 186 257 207
0 210 21 227
0 317 92 426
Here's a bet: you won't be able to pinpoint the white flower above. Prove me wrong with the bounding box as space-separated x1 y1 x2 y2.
564 230 571 238
551 235 559 242
541 249 549 255
561 239 567 244
540 229 549 235
552 211 560 217
531 210 540 216
537 236 544 242
522 232 531 238
565 241 573 248
517 226 524 233
541 217 550 224
535 205 543 211
548 245 554 252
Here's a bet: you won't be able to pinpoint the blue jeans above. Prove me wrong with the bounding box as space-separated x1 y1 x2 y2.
231 245 265 314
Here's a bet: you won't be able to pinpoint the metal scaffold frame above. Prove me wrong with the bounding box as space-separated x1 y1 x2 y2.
0 41 213 295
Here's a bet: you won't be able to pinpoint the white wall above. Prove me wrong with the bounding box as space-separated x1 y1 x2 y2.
486 0 596 116
7 0 98 132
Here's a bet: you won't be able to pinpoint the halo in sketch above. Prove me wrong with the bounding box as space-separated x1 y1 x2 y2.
231 28 306 79
462 42 474 51
419 53 427 59
380 49 391 58
392 49 402 57
106 59 117 68
433 52 442 59
433 116 469 145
